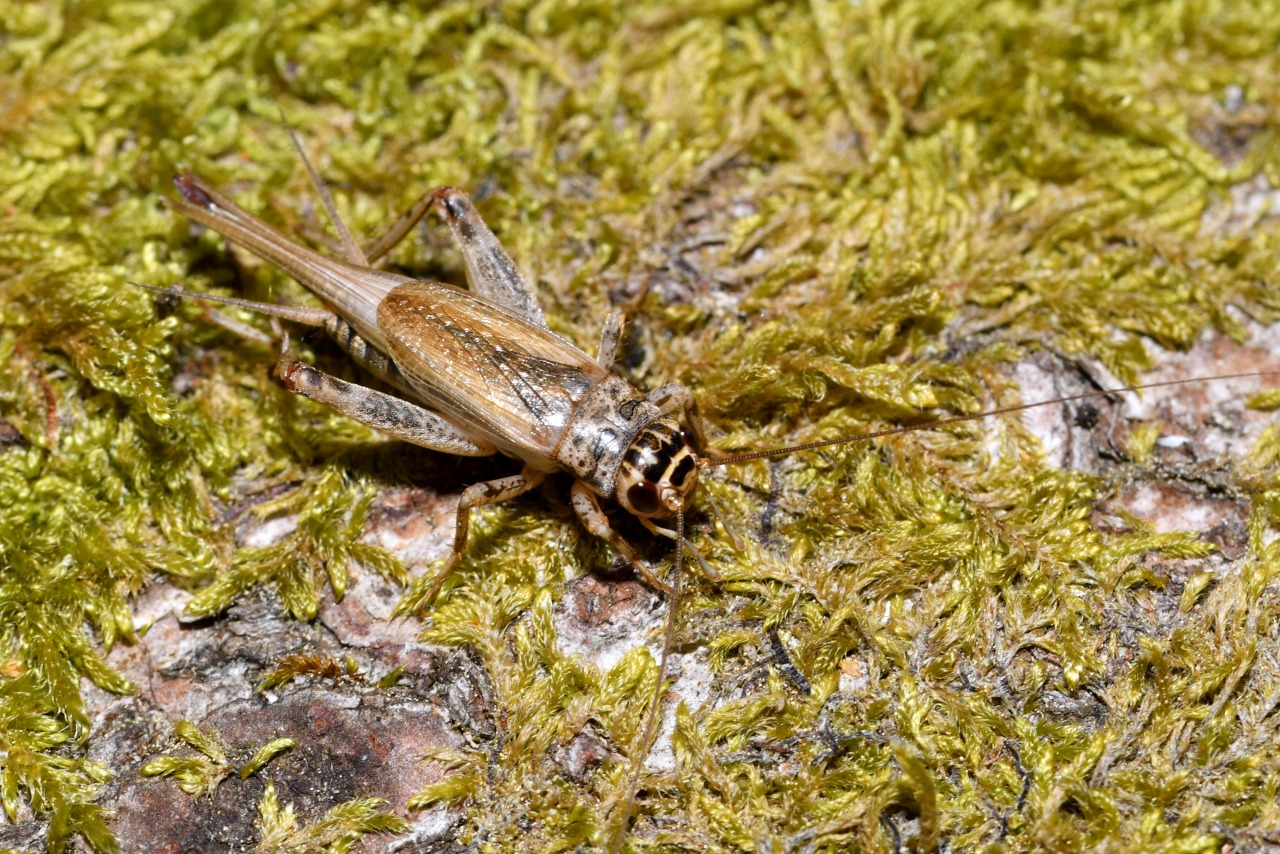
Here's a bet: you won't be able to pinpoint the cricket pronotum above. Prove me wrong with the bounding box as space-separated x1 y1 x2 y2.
137 130 1278 846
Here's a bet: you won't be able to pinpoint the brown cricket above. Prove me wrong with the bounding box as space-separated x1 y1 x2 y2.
143 132 1276 845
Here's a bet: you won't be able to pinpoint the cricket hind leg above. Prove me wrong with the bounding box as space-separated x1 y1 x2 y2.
398 466 548 613
134 280 422 403
319 315 423 399
362 186 549 329
276 352 496 458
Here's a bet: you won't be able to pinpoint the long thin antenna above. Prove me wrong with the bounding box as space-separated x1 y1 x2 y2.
279 108 369 267
704 370 1280 469
608 509 684 852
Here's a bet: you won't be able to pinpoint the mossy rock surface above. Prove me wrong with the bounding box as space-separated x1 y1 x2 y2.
3 1 1280 851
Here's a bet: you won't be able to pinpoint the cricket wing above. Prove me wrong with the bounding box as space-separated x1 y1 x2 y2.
377 281 608 464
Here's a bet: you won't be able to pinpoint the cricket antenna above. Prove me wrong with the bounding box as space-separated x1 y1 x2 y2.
278 107 369 267
702 370 1280 469
608 508 684 851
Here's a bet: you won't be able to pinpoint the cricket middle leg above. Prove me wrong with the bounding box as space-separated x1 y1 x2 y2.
571 481 674 595
397 467 548 613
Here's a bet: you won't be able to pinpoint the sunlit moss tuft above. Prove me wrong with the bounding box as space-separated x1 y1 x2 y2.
139 720 232 799
141 720 298 793
0 675 116 852
254 782 406 854
184 469 405 621
258 654 363 693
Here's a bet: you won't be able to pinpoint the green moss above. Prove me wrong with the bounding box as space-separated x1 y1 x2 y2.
257 653 364 693
254 781 406 853
3 0 1280 851
139 720 233 799
0 675 115 853
183 468 406 622
238 738 298 781
140 720 297 793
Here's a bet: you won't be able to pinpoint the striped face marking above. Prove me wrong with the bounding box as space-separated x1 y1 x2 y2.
615 418 699 518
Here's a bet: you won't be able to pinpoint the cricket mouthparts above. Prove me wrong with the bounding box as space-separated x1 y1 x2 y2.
174 173 216 209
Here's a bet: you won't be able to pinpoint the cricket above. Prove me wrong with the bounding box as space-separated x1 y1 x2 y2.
140 130 1277 844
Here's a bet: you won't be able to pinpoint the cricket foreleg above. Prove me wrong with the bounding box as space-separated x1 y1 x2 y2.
410 467 547 609
597 281 653 369
646 383 715 454
637 516 722 582
276 359 496 457
597 308 624 368
571 482 673 595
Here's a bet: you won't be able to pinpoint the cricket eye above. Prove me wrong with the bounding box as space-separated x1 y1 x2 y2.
626 483 661 515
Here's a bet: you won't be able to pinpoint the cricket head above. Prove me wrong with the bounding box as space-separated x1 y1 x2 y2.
615 418 699 519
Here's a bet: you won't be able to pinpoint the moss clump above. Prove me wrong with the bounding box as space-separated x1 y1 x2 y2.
0 675 115 852
139 719 299 797
3 0 1280 851
253 781 406 853
183 467 406 622
138 720 234 799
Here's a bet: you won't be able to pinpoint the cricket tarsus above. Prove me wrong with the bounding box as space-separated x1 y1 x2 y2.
705 370 1280 469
